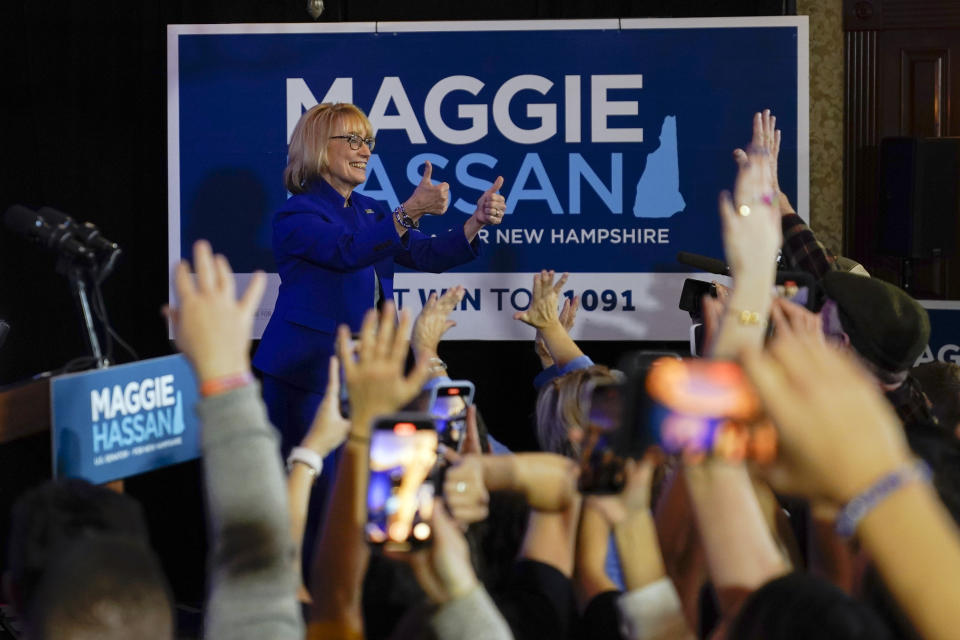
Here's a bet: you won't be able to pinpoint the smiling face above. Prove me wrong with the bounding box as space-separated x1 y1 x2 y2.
319 114 373 199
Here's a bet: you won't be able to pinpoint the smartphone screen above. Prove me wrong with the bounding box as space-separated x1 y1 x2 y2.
428 382 474 451
578 381 628 494
644 358 776 463
365 414 439 551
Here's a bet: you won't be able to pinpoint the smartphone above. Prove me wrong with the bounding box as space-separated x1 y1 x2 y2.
427 381 475 451
643 358 776 463
339 333 361 418
678 278 718 320
578 380 629 494
365 413 439 551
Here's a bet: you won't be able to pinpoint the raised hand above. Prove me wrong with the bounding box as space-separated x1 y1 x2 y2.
443 451 490 525
514 270 568 330
169 240 266 384
411 286 465 361
770 297 824 343
336 302 430 435
734 109 794 214
405 500 480 604
741 330 913 504
472 176 506 226
403 160 451 218
301 356 352 457
720 144 782 279
586 453 659 526
535 294 579 367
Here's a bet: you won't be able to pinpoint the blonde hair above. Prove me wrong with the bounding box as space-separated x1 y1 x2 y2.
535 365 618 458
283 103 373 194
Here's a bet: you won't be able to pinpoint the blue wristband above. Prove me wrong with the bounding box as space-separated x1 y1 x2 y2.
834 459 931 538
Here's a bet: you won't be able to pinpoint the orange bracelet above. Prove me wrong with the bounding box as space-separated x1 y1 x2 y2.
200 372 255 397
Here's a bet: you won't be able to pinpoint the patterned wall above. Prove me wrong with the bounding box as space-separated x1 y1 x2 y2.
797 0 844 255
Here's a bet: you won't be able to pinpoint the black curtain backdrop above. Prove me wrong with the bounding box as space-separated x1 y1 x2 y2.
0 0 790 609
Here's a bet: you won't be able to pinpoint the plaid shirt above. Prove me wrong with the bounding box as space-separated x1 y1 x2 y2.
781 213 838 283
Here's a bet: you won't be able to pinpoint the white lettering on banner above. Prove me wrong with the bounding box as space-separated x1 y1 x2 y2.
492 75 556 144
363 152 635 215
564 75 581 143
424 76 488 144
495 228 544 244
286 74 644 145
546 228 669 244
89 374 186 455
591 75 644 143
91 375 176 421
286 77 353 142
367 77 427 143
915 344 960 366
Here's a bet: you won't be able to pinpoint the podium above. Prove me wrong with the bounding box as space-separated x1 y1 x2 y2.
0 377 51 445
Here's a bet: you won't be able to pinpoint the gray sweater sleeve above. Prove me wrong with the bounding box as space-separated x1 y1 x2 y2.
430 586 514 640
196 383 304 640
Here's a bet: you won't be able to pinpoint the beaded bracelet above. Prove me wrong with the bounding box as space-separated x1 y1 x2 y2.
834 459 931 537
200 372 255 397
394 203 419 230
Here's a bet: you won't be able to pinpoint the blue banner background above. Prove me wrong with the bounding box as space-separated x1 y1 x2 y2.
175 24 800 275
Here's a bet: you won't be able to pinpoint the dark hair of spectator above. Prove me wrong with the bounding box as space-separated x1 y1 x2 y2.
27 532 173 640
728 572 893 640
6 478 150 615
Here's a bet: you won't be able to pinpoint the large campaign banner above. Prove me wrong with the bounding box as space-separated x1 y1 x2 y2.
168 18 808 340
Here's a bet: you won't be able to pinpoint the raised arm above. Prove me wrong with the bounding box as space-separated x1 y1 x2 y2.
307 303 430 638
577 456 697 640
286 355 351 603
710 139 781 359
735 109 837 281
395 168 505 273
405 501 515 640
742 328 960 640
171 240 303 640
444 452 579 525
515 270 585 369
411 286 466 377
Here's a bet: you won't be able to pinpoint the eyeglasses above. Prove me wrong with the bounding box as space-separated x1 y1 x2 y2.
330 134 376 152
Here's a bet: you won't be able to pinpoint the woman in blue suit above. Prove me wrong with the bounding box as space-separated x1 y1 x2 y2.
254 102 505 451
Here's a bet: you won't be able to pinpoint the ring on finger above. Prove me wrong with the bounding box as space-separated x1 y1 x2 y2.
456 481 467 494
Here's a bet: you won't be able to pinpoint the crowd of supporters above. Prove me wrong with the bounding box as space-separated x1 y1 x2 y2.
6 110 960 640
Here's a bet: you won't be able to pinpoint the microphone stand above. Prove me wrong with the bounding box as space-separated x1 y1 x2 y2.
57 254 109 369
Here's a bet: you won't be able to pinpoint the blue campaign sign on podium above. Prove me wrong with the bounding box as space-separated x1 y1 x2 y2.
51 355 201 484
168 18 808 340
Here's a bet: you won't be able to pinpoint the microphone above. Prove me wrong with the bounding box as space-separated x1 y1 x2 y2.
37 207 120 255
37 207 122 277
676 251 730 276
5 205 94 261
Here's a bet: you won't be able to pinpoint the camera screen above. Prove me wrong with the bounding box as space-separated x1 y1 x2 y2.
644 358 775 463
429 386 471 449
579 383 627 493
366 422 438 549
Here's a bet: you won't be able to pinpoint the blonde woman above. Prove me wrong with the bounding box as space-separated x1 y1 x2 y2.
254 102 505 451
